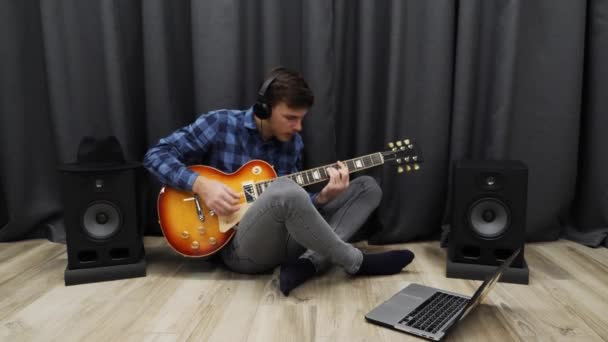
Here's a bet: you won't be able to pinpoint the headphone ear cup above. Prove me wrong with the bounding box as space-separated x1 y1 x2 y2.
254 102 271 119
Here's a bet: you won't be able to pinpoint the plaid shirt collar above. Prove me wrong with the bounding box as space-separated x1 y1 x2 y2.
243 107 258 130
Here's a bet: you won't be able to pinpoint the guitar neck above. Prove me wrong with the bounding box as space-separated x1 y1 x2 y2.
254 152 385 192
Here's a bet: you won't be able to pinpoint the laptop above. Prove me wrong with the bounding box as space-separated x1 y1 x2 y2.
365 248 521 341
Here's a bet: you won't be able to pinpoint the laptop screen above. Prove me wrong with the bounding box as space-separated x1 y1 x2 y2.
456 248 521 320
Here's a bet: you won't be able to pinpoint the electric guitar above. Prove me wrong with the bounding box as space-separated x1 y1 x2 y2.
157 139 423 257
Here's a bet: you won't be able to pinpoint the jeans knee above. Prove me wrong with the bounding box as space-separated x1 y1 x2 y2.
268 177 310 205
357 176 383 206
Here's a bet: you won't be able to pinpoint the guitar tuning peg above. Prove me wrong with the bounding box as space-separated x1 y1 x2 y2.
406 165 412 172
392 147 398 152
408 144 414 149
396 158 402 164
388 142 395 148
412 156 418 161
396 141 403 147
414 164 420 171
397 166 404 173
404 139 410 145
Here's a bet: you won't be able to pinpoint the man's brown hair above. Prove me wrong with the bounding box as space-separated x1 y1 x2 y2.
264 67 314 109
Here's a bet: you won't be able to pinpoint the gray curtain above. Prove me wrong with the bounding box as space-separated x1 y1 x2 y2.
1 0 606 247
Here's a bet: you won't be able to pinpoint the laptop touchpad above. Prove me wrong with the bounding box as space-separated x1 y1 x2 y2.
395 292 426 308
366 293 425 326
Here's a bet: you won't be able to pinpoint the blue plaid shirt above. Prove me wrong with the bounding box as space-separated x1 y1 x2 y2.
143 107 304 192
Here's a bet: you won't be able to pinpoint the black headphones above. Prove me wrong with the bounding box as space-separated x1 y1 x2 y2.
253 67 286 120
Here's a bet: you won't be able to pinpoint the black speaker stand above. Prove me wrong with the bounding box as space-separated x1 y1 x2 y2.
446 258 529 285
65 258 147 286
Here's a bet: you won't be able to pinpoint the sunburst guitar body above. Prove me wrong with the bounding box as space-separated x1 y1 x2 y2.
157 160 277 257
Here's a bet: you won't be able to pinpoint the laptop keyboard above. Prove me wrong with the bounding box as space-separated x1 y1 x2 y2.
399 292 468 334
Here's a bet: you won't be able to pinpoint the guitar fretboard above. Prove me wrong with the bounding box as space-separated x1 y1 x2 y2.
253 152 384 196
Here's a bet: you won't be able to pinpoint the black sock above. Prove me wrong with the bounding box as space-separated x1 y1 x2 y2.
355 250 415 276
279 258 316 296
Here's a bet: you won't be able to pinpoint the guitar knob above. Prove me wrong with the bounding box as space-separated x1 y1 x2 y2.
191 241 200 250
404 139 411 145
406 165 412 172
388 142 395 148
397 166 404 173
209 210 215 216
197 226 206 235
209 237 217 245
414 164 420 170
181 231 190 239
396 141 403 147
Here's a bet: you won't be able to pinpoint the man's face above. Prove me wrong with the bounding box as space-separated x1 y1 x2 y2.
268 102 307 142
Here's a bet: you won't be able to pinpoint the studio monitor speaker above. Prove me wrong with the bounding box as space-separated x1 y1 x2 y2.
59 136 146 285
447 160 529 284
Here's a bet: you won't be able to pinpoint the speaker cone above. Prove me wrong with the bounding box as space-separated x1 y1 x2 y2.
82 201 122 239
468 198 510 239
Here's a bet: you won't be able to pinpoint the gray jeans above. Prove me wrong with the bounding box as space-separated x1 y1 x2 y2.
220 175 382 274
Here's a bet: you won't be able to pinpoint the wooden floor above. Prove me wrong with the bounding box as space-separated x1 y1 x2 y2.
1 237 607 342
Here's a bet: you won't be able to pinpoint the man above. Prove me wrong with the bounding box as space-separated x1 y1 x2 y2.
143 67 414 296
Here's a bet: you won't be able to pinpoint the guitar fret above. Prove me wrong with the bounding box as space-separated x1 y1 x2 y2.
371 153 382 165
312 169 321 180
320 167 328 179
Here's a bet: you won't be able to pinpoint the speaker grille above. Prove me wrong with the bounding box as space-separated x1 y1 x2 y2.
82 201 122 239
468 198 510 239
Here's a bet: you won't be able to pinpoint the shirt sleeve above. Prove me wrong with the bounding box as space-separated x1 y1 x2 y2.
143 113 221 191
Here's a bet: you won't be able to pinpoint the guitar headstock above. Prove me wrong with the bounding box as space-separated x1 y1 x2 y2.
382 138 424 173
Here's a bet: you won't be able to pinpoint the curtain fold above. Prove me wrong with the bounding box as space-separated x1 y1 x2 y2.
569 0 608 247
0 0 61 241
1 0 606 247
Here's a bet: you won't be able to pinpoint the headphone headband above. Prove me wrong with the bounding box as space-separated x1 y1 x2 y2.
257 67 286 99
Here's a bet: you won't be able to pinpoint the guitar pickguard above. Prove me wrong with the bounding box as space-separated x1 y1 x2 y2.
218 203 251 233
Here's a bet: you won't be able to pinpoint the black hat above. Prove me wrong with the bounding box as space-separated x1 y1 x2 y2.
58 136 140 172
